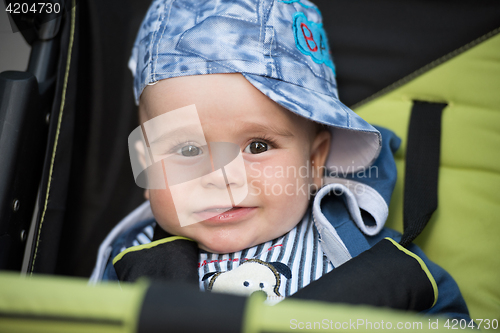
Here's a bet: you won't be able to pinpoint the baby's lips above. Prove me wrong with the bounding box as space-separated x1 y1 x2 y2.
194 205 256 214
193 207 233 222
193 206 258 224
195 206 234 214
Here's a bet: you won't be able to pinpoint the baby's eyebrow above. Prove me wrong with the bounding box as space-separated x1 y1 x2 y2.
239 122 294 138
147 127 206 145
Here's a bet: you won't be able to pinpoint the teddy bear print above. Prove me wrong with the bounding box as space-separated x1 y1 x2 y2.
202 259 292 302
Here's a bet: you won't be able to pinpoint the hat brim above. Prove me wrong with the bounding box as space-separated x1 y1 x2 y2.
242 73 381 174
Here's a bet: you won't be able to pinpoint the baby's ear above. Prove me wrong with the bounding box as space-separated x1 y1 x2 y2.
134 140 148 170
310 129 331 188
311 129 331 165
134 140 150 200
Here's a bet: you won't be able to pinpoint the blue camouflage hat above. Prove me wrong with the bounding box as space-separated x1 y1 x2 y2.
129 0 381 172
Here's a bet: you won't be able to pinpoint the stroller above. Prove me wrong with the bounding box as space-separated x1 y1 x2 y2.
1 0 499 331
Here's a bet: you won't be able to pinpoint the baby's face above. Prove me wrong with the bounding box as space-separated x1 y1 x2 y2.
139 73 330 253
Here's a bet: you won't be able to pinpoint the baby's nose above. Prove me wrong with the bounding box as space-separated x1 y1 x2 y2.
199 168 228 189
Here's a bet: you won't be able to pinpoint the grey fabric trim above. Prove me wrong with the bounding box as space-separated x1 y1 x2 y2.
89 201 153 284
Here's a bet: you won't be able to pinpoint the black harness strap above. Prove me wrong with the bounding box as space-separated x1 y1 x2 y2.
400 101 447 248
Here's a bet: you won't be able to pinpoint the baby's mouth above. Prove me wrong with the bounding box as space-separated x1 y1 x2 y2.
194 206 257 223
196 206 235 214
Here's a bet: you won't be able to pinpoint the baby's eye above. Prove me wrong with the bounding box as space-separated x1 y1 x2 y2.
244 141 269 154
179 144 202 157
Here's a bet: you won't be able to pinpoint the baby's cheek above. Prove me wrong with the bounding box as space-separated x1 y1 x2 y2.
245 160 265 180
285 178 310 208
279 165 314 214
150 188 173 204
149 188 180 228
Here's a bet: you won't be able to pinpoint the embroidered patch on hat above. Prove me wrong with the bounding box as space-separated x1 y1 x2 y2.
292 11 335 73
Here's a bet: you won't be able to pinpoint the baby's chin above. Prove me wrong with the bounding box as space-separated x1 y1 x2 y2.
197 239 259 254
198 243 246 254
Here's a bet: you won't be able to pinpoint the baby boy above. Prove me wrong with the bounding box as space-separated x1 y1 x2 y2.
96 0 471 319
